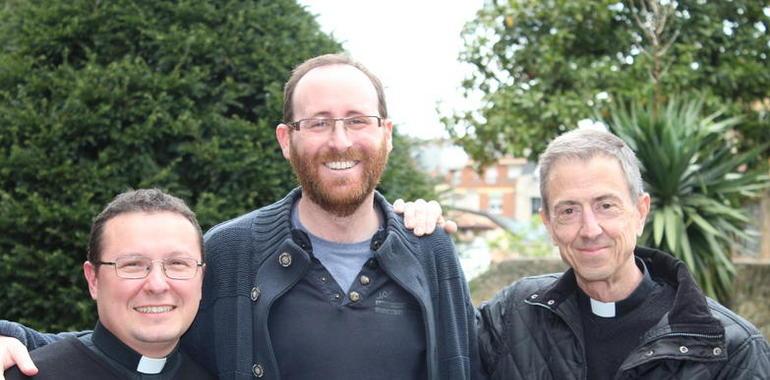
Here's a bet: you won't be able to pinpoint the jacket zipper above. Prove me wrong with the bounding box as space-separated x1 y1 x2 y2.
652 332 723 339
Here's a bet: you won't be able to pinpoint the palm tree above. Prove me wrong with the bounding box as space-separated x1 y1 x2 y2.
605 98 769 303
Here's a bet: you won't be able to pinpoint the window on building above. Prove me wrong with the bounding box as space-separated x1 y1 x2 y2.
489 192 503 215
462 190 479 210
507 165 521 180
484 167 498 184
531 197 542 215
452 170 461 186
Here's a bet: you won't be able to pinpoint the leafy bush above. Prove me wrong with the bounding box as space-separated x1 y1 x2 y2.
0 0 434 331
606 98 769 303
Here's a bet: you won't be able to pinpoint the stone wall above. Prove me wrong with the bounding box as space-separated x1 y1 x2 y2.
470 257 769 339
732 259 770 339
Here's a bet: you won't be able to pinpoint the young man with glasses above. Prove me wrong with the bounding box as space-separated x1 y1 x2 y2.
1 55 477 380
4 189 215 379
174 54 480 379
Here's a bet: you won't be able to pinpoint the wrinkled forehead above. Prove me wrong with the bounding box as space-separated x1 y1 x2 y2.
544 155 633 204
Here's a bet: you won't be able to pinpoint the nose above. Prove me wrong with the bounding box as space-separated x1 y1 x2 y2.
143 262 170 293
327 120 353 151
579 209 603 239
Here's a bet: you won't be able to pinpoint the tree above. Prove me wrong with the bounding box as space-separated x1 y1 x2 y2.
0 0 433 331
447 0 770 166
606 98 769 302
379 132 439 202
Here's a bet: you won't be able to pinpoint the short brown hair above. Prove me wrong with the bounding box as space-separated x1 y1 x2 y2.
282 53 388 123
87 189 203 264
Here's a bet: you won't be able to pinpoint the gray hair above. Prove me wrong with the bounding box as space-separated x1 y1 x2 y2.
88 189 203 264
282 53 388 123
538 128 644 210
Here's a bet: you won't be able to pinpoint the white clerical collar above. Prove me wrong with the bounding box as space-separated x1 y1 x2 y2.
590 298 616 318
137 356 167 374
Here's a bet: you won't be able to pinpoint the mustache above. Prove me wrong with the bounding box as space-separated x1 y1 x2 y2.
318 148 365 162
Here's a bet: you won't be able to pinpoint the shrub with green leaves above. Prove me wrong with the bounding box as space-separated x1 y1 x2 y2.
606 98 769 303
0 0 433 331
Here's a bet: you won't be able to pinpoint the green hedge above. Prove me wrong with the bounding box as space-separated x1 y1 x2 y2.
0 0 434 331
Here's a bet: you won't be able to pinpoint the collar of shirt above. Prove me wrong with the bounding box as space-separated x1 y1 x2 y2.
91 321 179 374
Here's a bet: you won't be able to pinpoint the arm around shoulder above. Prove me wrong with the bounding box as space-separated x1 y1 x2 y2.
0 320 87 350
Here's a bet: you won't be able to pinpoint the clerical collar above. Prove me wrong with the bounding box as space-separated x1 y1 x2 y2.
92 321 179 374
579 257 656 318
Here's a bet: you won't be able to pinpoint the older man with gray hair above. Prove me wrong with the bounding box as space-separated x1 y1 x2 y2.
477 127 770 379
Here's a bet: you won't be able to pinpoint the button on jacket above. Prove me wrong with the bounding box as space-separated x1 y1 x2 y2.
182 188 482 380
477 247 770 379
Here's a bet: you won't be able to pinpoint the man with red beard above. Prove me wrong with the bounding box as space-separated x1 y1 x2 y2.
183 54 478 380
0 55 476 380
178 54 479 379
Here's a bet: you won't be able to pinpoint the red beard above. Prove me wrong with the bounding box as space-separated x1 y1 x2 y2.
289 137 389 217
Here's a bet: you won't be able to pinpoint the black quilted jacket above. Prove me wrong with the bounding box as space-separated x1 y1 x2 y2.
477 247 770 379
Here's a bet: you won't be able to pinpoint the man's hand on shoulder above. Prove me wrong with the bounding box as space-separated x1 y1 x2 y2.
1 336 37 379
393 199 458 236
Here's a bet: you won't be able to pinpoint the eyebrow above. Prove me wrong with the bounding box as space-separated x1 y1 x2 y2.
114 251 194 259
552 200 580 209
305 110 372 119
594 194 623 203
552 194 623 209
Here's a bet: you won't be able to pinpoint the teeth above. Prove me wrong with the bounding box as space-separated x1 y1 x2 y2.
135 306 174 314
325 161 356 170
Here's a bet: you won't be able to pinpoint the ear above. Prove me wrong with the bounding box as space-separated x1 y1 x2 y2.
635 192 651 236
276 124 292 160
539 207 557 244
383 118 394 153
83 261 99 301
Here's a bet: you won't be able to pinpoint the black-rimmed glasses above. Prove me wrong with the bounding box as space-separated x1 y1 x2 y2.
286 115 383 133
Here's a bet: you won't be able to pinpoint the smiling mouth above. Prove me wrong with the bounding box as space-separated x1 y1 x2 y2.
324 161 357 170
578 247 607 254
134 306 175 314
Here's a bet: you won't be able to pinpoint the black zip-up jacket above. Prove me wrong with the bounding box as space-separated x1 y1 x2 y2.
477 247 770 379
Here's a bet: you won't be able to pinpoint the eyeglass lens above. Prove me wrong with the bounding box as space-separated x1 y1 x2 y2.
115 256 198 279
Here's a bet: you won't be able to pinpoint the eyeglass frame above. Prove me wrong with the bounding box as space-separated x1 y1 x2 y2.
94 256 205 280
285 115 383 132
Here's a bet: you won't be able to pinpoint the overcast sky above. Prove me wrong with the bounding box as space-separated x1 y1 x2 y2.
297 0 484 140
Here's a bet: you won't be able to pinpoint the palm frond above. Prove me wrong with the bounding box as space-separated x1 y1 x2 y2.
605 97 769 302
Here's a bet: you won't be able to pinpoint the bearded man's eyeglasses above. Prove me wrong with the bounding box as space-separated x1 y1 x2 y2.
286 115 383 133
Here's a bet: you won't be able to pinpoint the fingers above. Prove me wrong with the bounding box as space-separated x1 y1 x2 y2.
392 199 405 214
400 200 418 231
0 337 37 377
410 199 429 235
420 200 443 235
439 217 458 235
395 198 457 236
